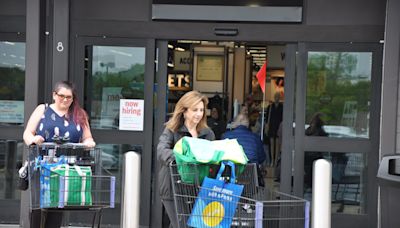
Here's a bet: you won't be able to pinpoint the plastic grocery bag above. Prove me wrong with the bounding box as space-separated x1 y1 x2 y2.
187 161 244 228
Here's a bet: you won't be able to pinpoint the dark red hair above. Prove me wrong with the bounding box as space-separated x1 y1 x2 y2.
54 81 88 127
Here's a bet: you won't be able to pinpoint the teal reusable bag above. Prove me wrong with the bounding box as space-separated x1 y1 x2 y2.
187 161 244 228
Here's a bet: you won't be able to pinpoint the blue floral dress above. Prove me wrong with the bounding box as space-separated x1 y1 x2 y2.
36 104 83 143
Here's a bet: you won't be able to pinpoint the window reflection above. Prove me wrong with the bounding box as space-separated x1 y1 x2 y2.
96 143 142 202
0 42 25 126
304 151 365 215
86 46 146 130
306 52 372 138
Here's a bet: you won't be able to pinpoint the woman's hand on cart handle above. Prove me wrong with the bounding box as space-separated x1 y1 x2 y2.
30 135 44 145
83 140 96 148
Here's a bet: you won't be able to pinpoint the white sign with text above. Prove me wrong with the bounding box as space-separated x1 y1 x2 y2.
119 99 144 131
0 100 24 123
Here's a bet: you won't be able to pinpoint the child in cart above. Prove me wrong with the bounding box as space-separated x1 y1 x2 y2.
23 81 95 228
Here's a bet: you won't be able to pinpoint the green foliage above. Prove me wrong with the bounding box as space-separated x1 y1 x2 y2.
91 63 145 100
306 52 371 126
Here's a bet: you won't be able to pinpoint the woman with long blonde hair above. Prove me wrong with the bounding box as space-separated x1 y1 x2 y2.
157 90 215 228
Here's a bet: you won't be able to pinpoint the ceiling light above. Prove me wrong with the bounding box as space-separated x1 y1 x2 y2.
178 40 201 44
175 47 185 52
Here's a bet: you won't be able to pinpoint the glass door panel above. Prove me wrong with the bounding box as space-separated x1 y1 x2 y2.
0 40 26 224
0 41 26 126
290 43 382 228
306 51 372 139
87 45 146 130
73 37 155 227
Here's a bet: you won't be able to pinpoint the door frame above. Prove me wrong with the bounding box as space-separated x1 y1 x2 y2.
71 36 156 227
283 42 382 228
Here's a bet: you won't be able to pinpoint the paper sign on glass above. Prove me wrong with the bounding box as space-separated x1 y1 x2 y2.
119 99 144 131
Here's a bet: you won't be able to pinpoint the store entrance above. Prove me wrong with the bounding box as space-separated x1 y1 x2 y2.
153 40 289 227
164 39 285 177
154 40 382 228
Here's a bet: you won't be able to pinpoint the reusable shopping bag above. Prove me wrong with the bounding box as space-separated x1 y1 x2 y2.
39 156 67 208
174 137 222 184
187 161 244 228
173 137 248 184
174 137 225 164
40 162 92 208
212 139 248 164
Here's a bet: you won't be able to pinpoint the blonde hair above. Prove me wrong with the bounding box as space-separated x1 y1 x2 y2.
231 113 249 129
165 91 209 132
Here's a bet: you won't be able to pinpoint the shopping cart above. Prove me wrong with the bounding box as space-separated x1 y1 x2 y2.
170 163 310 228
28 143 116 228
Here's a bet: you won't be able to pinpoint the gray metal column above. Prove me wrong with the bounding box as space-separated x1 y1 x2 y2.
151 40 168 228
380 0 400 227
293 43 307 197
280 44 296 194
52 0 70 83
22 0 47 227
140 39 156 227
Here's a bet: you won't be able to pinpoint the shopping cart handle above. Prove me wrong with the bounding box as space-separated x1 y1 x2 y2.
39 142 89 149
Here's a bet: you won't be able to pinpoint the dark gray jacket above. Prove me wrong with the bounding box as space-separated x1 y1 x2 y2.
157 125 215 200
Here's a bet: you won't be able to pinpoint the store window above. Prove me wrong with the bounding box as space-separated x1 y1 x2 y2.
0 41 25 126
85 46 146 130
305 52 372 138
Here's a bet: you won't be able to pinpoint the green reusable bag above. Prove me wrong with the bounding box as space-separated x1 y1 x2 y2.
49 164 93 207
173 137 221 184
173 137 248 184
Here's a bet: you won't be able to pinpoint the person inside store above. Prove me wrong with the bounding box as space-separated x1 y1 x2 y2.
222 113 266 186
207 105 227 140
157 90 215 228
23 81 96 227
273 77 284 101
265 92 283 167
238 103 249 118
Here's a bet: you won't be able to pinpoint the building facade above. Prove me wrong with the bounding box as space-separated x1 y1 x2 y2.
0 0 400 227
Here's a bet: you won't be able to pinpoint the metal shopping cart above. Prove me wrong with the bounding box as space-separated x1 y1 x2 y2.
169 163 310 228
28 143 116 228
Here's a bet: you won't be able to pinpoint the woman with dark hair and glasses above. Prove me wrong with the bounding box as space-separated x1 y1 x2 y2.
23 81 95 227
24 81 95 147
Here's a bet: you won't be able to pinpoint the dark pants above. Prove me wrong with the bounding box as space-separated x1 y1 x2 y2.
162 199 178 228
31 209 63 228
